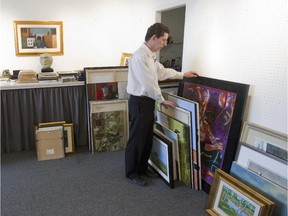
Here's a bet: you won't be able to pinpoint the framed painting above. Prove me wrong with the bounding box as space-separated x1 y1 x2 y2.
14 20 63 56
230 161 287 216
89 100 129 153
149 131 174 188
120 52 132 66
63 123 75 153
235 141 287 190
240 122 287 161
178 76 249 193
87 82 119 101
154 122 179 181
84 66 128 84
206 169 275 216
156 110 192 188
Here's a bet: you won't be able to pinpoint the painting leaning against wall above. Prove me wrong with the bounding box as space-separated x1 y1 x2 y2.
178 76 249 193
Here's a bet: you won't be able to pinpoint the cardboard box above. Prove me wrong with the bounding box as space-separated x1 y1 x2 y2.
35 126 63 140
36 139 65 161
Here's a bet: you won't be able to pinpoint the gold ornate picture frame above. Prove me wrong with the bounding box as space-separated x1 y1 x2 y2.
206 169 275 216
14 20 64 56
120 52 132 66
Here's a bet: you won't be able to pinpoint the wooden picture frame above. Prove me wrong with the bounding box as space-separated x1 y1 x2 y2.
120 52 132 66
178 76 249 193
63 123 75 153
89 100 129 153
38 121 66 128
206 169 275 216
149 131 174 188
84 66 128 84
14 20 63 56
240 122 287 161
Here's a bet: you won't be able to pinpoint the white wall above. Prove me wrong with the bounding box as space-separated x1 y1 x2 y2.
0 0 163 71
1 0 287 134
181 0 287 134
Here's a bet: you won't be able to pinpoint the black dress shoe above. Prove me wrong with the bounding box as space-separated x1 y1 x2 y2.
129 176 147 186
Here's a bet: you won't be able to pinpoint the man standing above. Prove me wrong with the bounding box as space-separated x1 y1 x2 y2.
125 23 198 186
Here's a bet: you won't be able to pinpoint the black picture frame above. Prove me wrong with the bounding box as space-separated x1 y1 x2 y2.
178 76 249 193
149 131 174 188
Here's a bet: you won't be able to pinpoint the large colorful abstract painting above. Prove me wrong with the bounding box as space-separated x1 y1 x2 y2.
178 76 249 193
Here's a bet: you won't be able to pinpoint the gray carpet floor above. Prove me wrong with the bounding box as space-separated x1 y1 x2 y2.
1 146 209 216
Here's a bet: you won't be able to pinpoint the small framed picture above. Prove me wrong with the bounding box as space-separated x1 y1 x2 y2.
120 52 132 66
206 169 275 216
240 121 287 161
13 20 63 56
63 123 75 153
149 131 174 188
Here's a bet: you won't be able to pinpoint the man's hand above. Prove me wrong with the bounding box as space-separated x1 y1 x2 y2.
184 71 198 78
161 100 177 109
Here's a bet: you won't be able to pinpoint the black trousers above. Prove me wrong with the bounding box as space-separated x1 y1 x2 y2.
125 95 155 178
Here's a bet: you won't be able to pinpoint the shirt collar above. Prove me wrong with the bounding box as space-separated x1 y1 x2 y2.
141 43 156 60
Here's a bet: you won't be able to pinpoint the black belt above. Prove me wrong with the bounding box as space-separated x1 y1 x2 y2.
130 94 155 102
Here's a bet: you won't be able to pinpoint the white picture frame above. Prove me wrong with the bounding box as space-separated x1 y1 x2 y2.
235 141 287 190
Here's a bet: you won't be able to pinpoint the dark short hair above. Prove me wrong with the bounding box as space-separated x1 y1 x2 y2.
144 23 170 42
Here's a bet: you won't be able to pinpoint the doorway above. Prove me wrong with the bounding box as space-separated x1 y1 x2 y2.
159 6 186 72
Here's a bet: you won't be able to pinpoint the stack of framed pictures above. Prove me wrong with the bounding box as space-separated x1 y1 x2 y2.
156 109 192 188
230 161 287 216
206 169 275 216
84 66 129 153
235 141 287 191
178 76 250 193
38 121 75 154
154 91 201 190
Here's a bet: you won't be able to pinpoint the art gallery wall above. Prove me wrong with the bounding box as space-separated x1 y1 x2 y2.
0 0 287 135
180 0 287 135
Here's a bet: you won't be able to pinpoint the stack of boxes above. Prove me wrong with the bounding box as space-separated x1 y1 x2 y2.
35 126 65 161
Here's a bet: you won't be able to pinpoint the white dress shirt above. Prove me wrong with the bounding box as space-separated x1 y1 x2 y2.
127 43 184 104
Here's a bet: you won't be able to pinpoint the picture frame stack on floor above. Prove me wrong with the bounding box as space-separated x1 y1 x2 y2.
154 90 200 190
35 121 75 161
154 76 250 191
84 66 129 153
